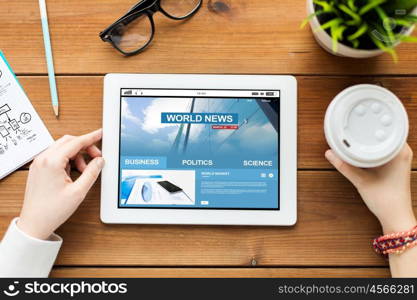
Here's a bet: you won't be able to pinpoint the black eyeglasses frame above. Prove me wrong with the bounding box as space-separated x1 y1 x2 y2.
99 0 203 56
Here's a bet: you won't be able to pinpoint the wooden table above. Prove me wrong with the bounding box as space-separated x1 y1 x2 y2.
1 0 416 278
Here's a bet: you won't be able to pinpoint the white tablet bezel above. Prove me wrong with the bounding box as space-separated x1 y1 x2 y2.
101 74 297 226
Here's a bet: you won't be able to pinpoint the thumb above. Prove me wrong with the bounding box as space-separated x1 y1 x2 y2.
325 150 367 187
73 157 105 197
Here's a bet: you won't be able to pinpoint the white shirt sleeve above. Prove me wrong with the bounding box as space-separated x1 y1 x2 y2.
0 218 62 278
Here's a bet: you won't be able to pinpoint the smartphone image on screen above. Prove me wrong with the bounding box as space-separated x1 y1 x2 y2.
157 181 183 193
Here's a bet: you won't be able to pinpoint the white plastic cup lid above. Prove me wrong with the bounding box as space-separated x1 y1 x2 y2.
324 84 409 168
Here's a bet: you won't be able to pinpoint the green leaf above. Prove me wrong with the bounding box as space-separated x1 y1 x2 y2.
330 26 338 52
331 27 338 52
369 21 398 46
300 11 324 29
359 0 387 15
335 25 347 40
339 4 361 25
347 23 368 40
392 18 414 28
374 6 396 44
314 18 343 32
313 0 335 12
397 35 417 42
330 24 347 52
348 0 357 11
369 32 399 62
404 15 417 23
351 39 360 48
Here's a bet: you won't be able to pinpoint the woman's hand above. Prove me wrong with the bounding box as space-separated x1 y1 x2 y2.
325 144 416 234
17 129 105 240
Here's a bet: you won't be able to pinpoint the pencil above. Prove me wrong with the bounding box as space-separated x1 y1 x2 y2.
39 0 59 118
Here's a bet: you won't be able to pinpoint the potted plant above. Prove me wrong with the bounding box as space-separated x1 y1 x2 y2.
302 0 417 60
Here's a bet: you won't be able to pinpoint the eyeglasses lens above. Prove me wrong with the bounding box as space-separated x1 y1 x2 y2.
160 0 201 18
110 14 153 53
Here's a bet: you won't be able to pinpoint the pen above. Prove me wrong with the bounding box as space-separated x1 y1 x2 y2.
39 0 59 117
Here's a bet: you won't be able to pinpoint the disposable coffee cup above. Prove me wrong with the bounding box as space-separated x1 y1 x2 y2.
324 84 409 168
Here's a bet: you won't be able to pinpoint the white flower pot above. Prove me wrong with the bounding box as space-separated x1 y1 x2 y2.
307 0 417 58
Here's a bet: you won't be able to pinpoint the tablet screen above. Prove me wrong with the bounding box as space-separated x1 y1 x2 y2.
118 88 279 210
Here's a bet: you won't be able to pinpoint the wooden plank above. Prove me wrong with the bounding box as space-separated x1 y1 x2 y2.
51 267 391 278
1 0 417 75
17 76 417 169
1 170 416 266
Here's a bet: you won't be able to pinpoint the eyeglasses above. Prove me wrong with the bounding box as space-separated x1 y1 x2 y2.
100 0 203 56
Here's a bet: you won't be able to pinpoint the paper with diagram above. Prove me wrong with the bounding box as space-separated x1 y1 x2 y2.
0 52 53 179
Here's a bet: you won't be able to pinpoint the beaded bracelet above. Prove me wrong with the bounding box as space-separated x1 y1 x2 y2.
373 225 417 258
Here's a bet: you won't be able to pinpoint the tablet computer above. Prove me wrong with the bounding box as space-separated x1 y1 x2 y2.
101 74 297 225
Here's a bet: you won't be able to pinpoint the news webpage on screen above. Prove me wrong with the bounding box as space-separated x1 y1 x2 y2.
118 89 279 210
